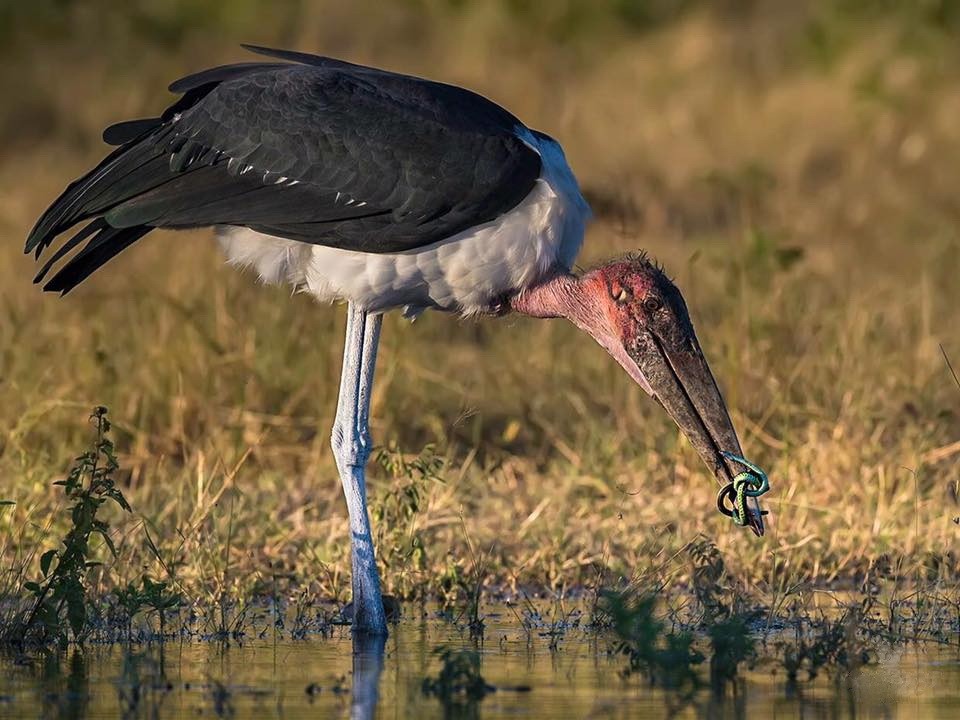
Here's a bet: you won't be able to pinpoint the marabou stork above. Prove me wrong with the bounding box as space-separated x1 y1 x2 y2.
26 46 766 636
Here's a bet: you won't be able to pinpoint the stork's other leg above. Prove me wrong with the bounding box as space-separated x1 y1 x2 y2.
332 303 387 635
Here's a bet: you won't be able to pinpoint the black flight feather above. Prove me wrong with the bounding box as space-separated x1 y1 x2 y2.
43 224 151 295
34 218 106 283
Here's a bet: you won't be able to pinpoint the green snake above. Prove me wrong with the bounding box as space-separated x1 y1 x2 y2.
716 452 770 527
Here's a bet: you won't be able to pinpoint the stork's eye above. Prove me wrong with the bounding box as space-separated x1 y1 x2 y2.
643 296 662 313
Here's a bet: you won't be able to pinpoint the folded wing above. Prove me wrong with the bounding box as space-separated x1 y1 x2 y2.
27 47 541 293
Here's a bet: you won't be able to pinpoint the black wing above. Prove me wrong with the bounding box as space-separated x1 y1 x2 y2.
27 45 542 294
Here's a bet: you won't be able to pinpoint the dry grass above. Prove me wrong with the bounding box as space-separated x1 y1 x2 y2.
0 2 958 611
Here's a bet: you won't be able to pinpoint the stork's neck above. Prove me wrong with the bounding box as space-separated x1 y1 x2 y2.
510 273 605 334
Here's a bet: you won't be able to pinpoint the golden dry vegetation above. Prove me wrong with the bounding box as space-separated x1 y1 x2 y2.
1 1 958 611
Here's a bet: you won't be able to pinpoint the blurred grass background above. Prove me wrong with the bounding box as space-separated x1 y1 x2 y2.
1 0 959 605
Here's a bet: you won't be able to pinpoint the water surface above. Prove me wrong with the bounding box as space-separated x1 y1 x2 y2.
2 605 959 719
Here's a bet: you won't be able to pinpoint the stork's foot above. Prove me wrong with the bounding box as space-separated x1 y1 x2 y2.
341 526 389 635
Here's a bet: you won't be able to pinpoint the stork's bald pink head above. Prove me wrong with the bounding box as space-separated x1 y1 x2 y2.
512 254 765 535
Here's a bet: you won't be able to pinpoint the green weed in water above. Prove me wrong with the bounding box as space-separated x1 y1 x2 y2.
687 539 758 688
434 519 489 639
112 576 184 641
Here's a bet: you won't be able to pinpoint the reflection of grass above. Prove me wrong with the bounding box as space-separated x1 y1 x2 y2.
779 602 877 684
595 585 891 710
0 1 958 639
421 646 493 712
601 589 704 698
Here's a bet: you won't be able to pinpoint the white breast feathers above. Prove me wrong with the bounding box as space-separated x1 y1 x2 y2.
216 129 590 317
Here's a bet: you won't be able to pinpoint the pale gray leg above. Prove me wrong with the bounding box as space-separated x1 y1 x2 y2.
356 310 382 454
331 303 387 635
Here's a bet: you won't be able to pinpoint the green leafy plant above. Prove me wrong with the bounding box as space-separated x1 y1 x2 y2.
372 443 443 596
688 539 757 688
113 580 144 641
139 576 183 638
434 517 489 638
113 576 184 640
21 407 131 645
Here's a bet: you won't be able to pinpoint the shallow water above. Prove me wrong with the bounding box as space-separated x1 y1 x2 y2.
2 605 959 719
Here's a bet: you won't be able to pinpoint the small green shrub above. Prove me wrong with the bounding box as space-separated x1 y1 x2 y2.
18 407 131 646
373 443 443 597
113 576 184 640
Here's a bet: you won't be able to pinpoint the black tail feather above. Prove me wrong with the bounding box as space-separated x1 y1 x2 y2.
34 218 107 283
26 46 305 294
26 49 275 270
24 137 163 257
29 44 358 295
42 223 152 295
